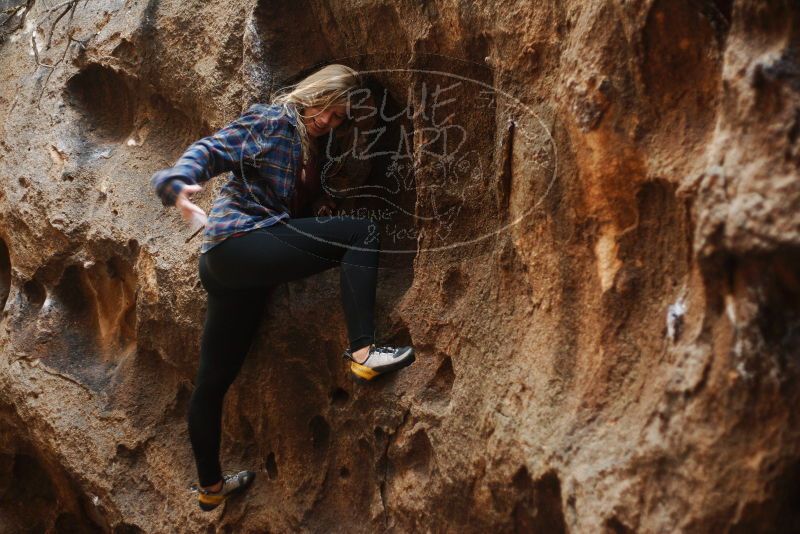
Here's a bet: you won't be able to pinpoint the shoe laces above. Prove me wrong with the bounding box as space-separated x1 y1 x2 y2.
221 473 241 488
189 473 237 495
342 344 399 363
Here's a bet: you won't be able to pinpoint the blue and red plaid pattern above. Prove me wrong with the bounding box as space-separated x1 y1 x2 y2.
151 103 303 253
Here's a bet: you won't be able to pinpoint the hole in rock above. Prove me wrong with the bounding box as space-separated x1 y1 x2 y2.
339 466 350 479
605 516 635 534
532 471 567 533
12 453 56 501
0 451 105 533
115 443 136 459
145 92 209 154
442 268 466 301
43 256 137 390
397 430 433 475
22 279 46 309
64 64 137 142
0 238 10 313
422 356 455 408
309 415 330 453
512 469 567 534
80 257 137 349
330 387 349 407
512 465 531 491
747 249 800 362
265 452 278 480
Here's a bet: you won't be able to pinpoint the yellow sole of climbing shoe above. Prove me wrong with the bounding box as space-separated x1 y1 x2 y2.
198 493 226 511
350 361 379 381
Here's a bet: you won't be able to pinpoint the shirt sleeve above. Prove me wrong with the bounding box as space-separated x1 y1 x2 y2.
150 105 277 207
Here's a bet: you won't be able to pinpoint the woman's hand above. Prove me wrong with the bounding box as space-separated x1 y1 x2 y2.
175 184 207 227
313 198 336 217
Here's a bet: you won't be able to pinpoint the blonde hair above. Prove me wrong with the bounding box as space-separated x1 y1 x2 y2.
272 64 362 165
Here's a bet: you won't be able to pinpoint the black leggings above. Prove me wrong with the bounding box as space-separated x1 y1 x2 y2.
189 215 380 486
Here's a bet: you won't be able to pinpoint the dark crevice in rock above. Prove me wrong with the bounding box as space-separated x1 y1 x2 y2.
144 91 211 153
309 415 330 454
330 387 349 407
22 278 46 309
702 0 734 46
265 451 278 480
511 467 567 534
605 516 636 534
752 251 800 363
0 238 9 316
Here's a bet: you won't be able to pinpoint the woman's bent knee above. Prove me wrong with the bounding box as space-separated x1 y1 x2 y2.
345 217 380 249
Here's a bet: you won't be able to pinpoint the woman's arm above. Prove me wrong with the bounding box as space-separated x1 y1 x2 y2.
150 105 274 207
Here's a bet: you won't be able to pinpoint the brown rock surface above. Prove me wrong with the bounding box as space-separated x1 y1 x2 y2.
1 0 799 532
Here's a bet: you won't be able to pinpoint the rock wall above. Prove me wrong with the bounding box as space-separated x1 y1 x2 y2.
1 0 798 532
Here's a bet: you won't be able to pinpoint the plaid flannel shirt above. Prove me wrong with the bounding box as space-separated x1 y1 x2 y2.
151 103 303 253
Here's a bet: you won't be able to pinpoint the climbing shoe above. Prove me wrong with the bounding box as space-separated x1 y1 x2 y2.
189 470 256 511
343 344 416 382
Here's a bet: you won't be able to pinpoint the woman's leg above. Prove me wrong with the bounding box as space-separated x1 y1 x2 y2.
205 215 381 352
189 215 380 486
189 255 268 487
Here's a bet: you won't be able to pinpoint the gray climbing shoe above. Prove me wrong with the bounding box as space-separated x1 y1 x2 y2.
190 470 256 511
343 344 415 381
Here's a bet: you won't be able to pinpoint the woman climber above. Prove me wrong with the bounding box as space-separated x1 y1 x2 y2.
150 64 416 511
